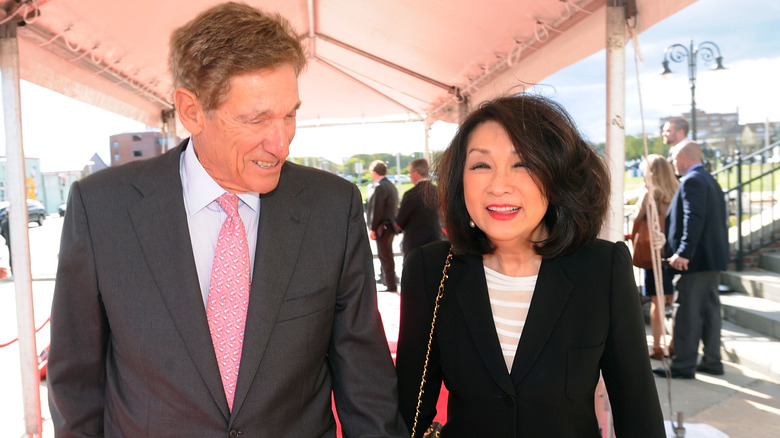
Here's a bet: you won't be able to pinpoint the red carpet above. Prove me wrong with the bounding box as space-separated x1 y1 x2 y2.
334 292 447 436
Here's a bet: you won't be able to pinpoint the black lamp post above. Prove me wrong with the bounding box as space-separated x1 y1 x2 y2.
661 40 726 141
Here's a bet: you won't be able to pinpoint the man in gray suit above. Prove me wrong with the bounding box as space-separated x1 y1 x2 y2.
47 3 406 437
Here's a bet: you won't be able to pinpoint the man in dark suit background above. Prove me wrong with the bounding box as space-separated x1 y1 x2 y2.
47 3 406 436
395 158 443 260
654 141 729 379
367 160 399 292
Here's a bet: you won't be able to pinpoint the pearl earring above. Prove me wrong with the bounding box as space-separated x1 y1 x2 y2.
469 220 475 228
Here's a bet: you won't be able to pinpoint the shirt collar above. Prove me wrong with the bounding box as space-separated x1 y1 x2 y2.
686 163 703 175
674 138 690 148
181 138 261 214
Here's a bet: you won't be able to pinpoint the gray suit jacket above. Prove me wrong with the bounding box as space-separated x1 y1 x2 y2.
48 142 406 437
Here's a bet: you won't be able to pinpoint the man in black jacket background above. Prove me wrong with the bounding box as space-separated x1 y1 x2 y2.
367 160 399 292
395 159 443 260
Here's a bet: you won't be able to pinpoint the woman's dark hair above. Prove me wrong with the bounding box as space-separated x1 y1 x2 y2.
436 94 610 258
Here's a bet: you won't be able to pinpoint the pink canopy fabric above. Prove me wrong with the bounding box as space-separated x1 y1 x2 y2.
6 0 694 128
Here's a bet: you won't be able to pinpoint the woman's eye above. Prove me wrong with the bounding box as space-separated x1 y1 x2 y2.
513 162 527 168
468 162 489 170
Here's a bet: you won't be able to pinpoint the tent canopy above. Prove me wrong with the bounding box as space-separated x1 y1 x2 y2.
3 0 694 129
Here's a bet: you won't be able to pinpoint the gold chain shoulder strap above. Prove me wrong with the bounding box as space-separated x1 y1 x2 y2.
410 247 453 438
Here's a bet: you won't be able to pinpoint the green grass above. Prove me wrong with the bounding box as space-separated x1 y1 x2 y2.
625 164 780 199
357 167 780 204
713 165 780 193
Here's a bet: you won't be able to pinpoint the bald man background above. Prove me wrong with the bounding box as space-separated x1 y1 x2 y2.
654 141 729 379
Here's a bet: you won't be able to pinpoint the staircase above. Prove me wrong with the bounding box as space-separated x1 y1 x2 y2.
720 252 780 340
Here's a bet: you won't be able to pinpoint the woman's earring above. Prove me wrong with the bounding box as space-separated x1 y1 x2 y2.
469 219 476 228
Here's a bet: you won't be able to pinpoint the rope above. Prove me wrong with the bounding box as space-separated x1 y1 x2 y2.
0 315 51 348
628 23 682 432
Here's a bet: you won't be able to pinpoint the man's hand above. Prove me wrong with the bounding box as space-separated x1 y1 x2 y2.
668 254 690 271
369 230 376 240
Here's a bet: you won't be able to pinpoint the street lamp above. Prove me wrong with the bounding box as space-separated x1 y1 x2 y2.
661 40 726 141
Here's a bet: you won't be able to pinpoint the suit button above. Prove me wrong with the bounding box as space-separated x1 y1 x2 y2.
229 429 240 438
502 393 516 406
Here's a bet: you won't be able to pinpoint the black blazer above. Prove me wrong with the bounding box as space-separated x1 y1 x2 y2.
367 177 399 234
665 165 729 273
396 240 665 437
395 180 443 255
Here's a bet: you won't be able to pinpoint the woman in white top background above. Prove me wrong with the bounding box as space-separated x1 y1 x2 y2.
396 94 665 437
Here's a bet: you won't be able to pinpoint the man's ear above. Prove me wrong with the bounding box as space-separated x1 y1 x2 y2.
174 87 205 135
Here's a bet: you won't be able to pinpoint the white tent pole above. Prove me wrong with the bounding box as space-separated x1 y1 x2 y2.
1 21 42 438
423 120 431 164
603 4 627 243
595 3 628 437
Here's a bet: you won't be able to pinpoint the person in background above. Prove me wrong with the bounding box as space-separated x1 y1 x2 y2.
396 94 665 436
395 158 443 260
0 210 10 274
633 154 679 360
662 117 690 161
47 3 406 436
367 160 400 292
654 141 729 379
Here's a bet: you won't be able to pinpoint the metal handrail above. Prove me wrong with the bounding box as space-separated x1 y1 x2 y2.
712 140 780 270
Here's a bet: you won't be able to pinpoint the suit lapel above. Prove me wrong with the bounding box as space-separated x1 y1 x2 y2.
231 164 311 415
448 255 515 395
127 143 229 417
509 257 573 383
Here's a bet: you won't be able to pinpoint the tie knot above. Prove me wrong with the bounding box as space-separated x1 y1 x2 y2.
216 193 240 217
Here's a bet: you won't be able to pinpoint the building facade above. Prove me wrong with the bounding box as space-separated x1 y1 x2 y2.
0 157 44 204
109 132 169 167
661 110 778 159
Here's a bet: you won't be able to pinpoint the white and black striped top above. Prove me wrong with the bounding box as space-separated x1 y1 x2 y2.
484 265 537 372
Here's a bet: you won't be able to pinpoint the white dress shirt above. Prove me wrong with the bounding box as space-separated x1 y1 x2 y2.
179 139 260 306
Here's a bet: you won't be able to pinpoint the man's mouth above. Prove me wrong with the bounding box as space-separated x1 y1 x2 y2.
252 160 278 169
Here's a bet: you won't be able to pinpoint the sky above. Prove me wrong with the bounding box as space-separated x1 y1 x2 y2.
2 0 779 171
536 0 780 144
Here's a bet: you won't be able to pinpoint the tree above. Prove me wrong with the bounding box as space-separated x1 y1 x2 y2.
596 135 670 161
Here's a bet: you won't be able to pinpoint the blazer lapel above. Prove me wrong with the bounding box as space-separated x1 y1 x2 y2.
230 164 310 415
448 255 515 395
127 143 229 418
509 257 573 383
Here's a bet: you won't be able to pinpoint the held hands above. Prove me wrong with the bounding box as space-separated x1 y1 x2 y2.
369 230 376 240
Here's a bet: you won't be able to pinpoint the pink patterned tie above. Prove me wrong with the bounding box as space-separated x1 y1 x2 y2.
207 193 250 410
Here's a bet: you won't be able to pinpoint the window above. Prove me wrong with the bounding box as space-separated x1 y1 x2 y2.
113 142 119 149
114 154 120 162
133 151 143 157
132 135 142 141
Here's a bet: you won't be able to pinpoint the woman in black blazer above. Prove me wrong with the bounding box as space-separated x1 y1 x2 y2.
396 95 665 437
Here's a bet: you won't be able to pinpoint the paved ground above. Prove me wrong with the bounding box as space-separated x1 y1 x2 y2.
649 321 780 438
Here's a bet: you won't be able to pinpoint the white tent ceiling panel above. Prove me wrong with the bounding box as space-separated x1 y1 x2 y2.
17 37 163 126
4 0 697 129
467 0 697 117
